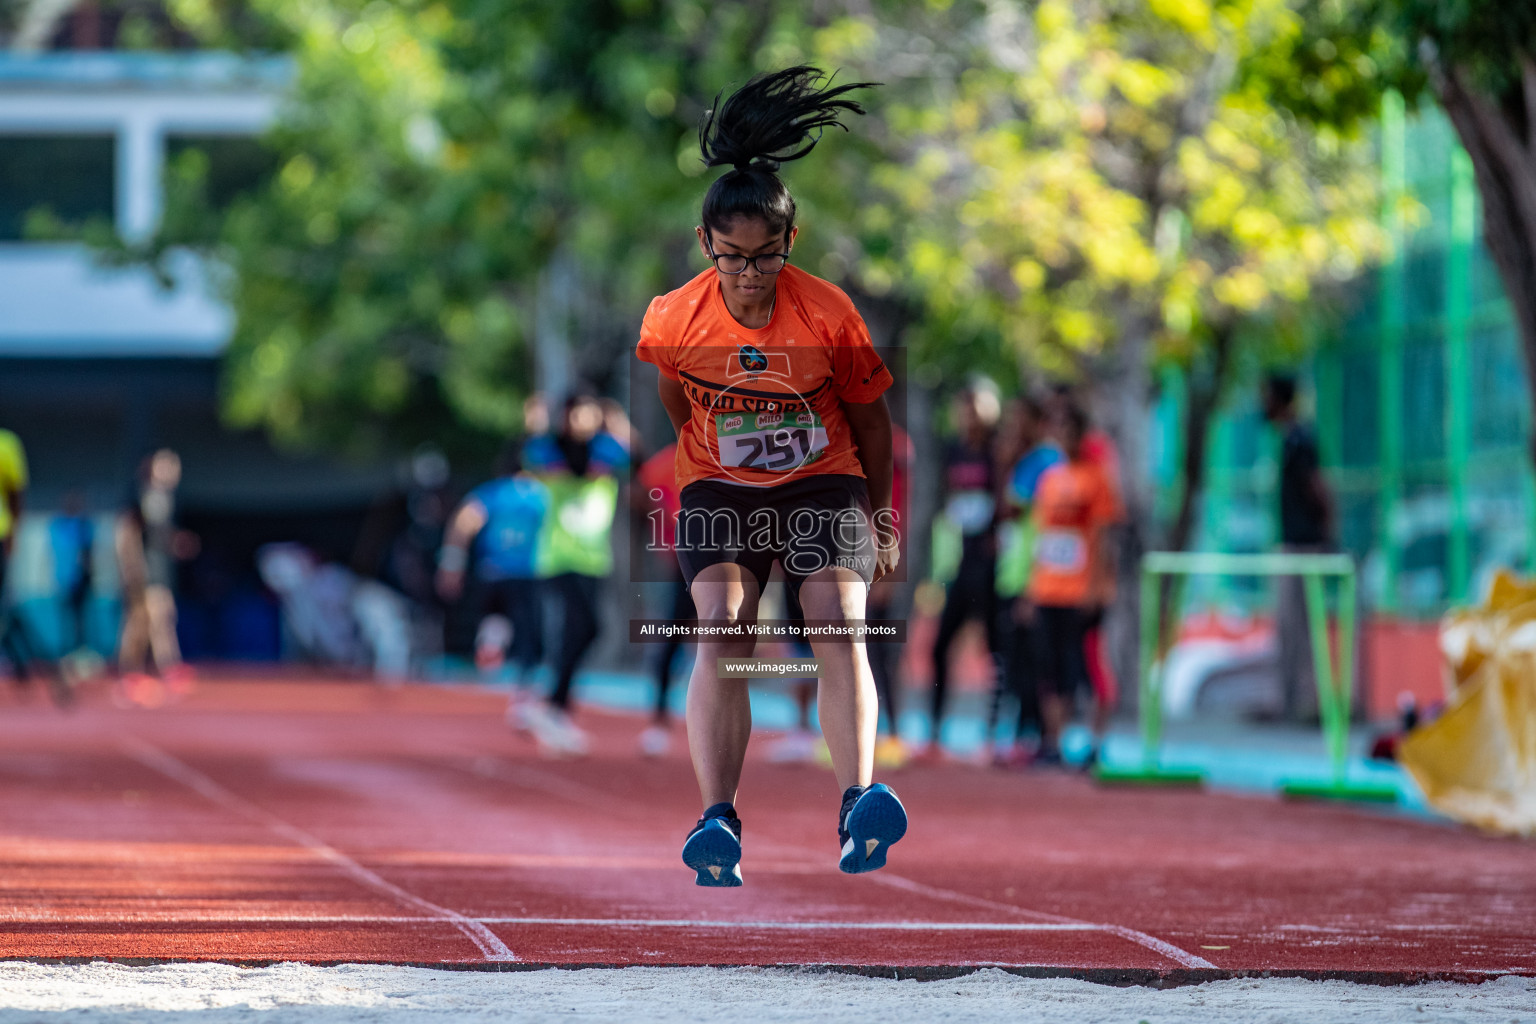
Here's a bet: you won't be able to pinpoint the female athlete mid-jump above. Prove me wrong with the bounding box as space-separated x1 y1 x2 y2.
636 66 907 886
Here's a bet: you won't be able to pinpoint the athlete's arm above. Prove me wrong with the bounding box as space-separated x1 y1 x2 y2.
658 375 691 437
843 395 896 581
435 498 488 601
1090 524 1118 611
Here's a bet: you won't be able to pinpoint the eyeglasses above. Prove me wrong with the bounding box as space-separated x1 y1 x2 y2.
705 237 791 275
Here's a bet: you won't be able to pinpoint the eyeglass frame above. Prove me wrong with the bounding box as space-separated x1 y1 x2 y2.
703 233 792 275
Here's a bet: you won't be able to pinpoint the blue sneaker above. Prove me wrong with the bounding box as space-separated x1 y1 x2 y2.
838 784 907 874
682 803 743 887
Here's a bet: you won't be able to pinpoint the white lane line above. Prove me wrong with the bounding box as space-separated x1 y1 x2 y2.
867 873 1216 970
1096 924 1217 969
431 754 1217 970
0 912 1099 931
478 918 1101 931
865 872 1080 925
461 756 631 812
119 736 517 963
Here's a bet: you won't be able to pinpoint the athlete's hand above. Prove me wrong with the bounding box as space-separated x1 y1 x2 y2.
435 567 464 602
1013 596 1036 625
873 522 899 583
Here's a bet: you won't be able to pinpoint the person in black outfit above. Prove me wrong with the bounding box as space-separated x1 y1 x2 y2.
1262 375 1336 723
925 384 1003 757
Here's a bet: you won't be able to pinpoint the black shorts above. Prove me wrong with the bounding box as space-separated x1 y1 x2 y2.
676 474 875 593
1033 604 1089 698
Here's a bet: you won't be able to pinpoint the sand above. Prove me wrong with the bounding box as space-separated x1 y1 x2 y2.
0 962 1532 1023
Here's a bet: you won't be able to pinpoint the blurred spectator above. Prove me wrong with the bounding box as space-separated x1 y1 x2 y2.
523 393 551 436
634 441 693 758
396 446 453 608
1029 402 1122 767
0 428 42 690
258 543 416 680
351 446 455 613
925 381 1002 758
1046 381 1122 726
116 449 197 703
437 437 550 698
764 583 822 765
1262 374 1336 723
868 423 914 768
49 491 94 654
989 394 1061 766
519 391 630 756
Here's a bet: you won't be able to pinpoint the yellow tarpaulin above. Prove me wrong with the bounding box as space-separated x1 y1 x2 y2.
1398 570 1536 836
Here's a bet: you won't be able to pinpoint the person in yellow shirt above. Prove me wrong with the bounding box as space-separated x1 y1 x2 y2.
0 429 25 553
0 429 38 685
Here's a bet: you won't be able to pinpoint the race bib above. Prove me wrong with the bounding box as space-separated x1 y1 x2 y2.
945 491 995 534
715 410 828 472
1035 529 1087 573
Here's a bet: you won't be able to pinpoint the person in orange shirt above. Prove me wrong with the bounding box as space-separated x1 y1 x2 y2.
1027 402 1122 766
634 442 694 758
1046 382 1122 733
636 66 907 886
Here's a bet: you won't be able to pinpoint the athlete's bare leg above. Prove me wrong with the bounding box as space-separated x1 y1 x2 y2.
686 562 760 811
145 585 182 671
118 589 150 672
797 566 876 793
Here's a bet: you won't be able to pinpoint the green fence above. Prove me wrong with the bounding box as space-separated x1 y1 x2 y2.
1162 97 1533 621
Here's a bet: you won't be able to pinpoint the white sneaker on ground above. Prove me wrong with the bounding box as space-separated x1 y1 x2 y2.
505 691 537 733
526 704 589 758
638 724 672 758
766 729 820 764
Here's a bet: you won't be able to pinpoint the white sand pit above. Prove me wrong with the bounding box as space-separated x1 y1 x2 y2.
0 962 1532 1023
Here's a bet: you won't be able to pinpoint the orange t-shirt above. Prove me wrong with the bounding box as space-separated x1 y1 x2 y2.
636 443 681 550
1028 458 1123 607
635 265 893 491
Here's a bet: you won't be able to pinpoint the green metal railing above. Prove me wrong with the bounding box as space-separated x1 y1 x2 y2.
1096 551 1398 802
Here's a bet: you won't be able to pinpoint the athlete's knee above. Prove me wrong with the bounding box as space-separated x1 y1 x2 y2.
689 574 758 627
795 569 865 623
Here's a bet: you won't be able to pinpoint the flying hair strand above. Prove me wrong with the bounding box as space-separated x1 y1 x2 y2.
699 65 877 174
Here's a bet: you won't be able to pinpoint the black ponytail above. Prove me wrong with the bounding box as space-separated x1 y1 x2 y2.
698 65 875 239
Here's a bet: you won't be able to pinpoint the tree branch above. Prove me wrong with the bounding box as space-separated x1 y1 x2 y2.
1522 51 1536 157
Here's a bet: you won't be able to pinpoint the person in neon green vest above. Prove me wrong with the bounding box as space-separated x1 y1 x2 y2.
518 391 631 756
989 394 1061 767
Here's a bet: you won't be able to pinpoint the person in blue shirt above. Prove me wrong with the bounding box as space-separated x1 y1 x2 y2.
988 393 1063 766
515 391 631 756
437 439 551 693
50 491 94 654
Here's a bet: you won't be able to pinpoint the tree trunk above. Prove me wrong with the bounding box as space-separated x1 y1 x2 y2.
1157 324 1235 653
1434 61 1536 471
1088 306 1160 707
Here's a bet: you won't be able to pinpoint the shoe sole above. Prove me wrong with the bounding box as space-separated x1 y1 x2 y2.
682 819 743 887
839 784 908 874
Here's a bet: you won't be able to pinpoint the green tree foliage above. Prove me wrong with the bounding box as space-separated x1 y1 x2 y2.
1378 2 1536 464
1263 1 1536 474
147 0 888 457
871 0 1387 539
860 0 1390 670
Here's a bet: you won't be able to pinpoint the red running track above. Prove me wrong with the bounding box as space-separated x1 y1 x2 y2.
0 678 1532 983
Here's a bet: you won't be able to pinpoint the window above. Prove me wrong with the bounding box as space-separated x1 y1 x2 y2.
165 134 274 211
0 135 116 240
